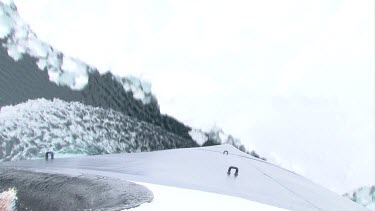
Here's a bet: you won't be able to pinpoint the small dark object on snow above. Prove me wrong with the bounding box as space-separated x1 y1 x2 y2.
227 166 239 177
223 150 228 155
45 151 54 160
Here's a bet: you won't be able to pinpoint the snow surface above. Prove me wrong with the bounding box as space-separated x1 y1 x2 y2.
0 145 367 211
0 1 153 103
131 182 287 211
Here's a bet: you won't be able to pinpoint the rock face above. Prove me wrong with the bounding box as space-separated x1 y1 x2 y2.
0 1 192 140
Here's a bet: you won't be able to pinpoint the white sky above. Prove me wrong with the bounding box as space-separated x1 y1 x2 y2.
13 0 374 194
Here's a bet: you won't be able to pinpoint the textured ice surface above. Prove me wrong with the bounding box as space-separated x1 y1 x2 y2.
0 145 368 211
0 98 195 161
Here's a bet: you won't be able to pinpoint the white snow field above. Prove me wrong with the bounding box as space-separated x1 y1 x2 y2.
0 145 366 211
133 182 287 211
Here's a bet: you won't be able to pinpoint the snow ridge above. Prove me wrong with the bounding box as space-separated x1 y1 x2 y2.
0 1 153 103
0 98 195 161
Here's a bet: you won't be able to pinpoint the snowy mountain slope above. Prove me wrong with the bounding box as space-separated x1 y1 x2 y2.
0 98 197 161
0 1 192 140
0 145 367 211
344 186 375 210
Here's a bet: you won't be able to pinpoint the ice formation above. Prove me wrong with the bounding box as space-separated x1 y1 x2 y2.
0 98 194 161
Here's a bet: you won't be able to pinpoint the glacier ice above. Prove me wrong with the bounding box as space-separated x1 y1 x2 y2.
0 98 195 161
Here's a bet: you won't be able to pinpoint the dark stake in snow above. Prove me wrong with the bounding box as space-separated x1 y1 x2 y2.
227 166 239 177
45 152 54 160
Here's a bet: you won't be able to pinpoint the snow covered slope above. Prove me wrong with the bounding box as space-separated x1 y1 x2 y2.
0 98 197 161
0 145 367 211
344 186 375 210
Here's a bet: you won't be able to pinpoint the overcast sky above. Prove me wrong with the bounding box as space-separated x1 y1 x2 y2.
13 0 374 194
